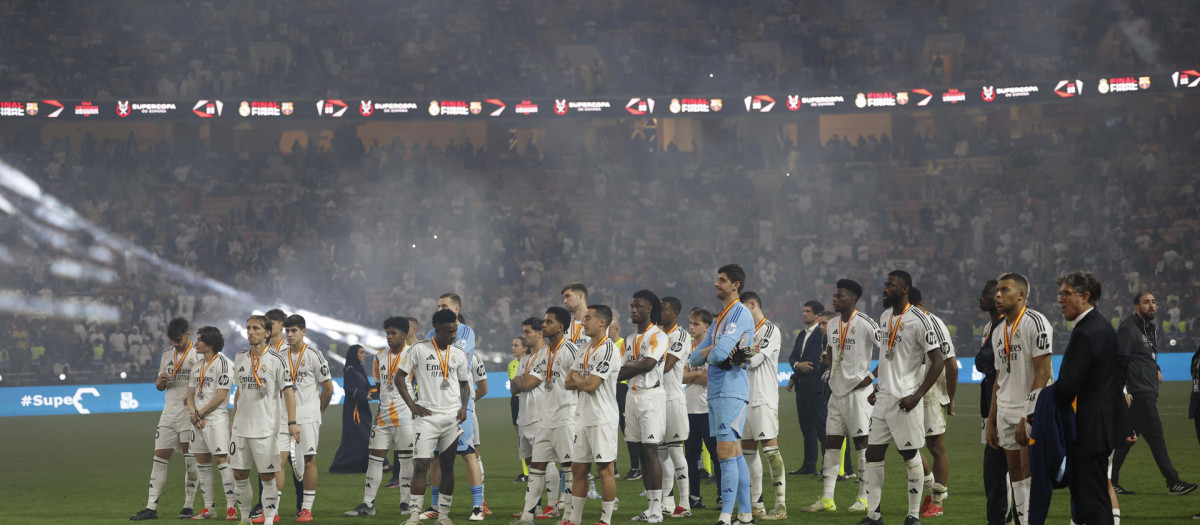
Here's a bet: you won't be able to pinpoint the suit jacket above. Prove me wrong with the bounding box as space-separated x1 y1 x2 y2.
1189 345 1200 419
789 325 826 394
1054 309 1130 455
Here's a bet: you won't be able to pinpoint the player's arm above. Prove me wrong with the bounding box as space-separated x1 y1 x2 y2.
282 385 300 442
186 385 199 422
198 388 229 420
458 379 470 422
318 378 334 413
663 350 680 373
575 371 605 393
690 328 714 367
395 369 431 417
1027 319 1054 413
475 377 489 400
945 356 958 414
985 368 1001 449
511 372 542 392
706 326 741 365
155 356 169 391
230 387 240 423
565 369 581 391
618 356 657 381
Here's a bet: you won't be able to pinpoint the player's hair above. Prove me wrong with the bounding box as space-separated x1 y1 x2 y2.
167 317 190 342
888 270 913 288
997 272 1030 292
1056 271 1102 306
983 279 999 291
818 311 837 320
739 291 763 308
562 282 588 297
836 279 863 300
633 289 663 325
432 309 458 327
196 326 224 353
264 309 287 323
804 300 825 314
405 316 420 329
282 314 306 329
718 264 746 293
545 306 571 327
909 286 923 305
1133 290 1154 305
438 293 462 308
661 296 682 315
383 316 411 333
247 314 271 334
522 316 544 331
587 304 613 325
690 307 714 325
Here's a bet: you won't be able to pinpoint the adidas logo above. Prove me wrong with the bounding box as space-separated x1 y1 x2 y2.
596 454 602 459
267 504 276 510
647 435 655 439
719 424 727 430
366 483 372 488
773 482 783 487
215 447 222 452
904 442 912 447
268 464 275 469
428 354 435 359
909 488 919 494
308 447 315 452
758 432 765 438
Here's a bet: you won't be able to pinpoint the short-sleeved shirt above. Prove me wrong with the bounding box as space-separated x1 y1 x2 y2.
568 318 592 352
399 339 470 414
684 356 709 414
625 325 669 391
748 319 782 408
662 324 692 402
827 311 883 397
925 313 957 405
232 348 294 438
533 338 580 428
574 338 620 428
282 344 332 424
158 344 202 427
517 348 545 426
373 346 413 427
190 353 232 421
877 305 940 398
426 323 477 411
991 308 1053 411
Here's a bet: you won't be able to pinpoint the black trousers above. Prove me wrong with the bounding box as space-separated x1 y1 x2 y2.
795 387 826 470
1067 448 1113 525
983 438 1011 524
685 412 719 499
1111 393 1180 485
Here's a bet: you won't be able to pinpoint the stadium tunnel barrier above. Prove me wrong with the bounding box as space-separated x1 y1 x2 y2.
3 354 1193 417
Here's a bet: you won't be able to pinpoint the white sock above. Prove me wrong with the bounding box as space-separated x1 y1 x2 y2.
409 493 423 519
478 454 486 483
659 448 675 512
196 463 215 510
762 446 786 507
184 453 199 508
438 493 453 516
147 457 169 510
1013 477 1031 525
523 468 547 520
719 512 732 524
923 471 935 494
671 445 689 510
1113 508 1121 525
856 448 868 500
905 456 923 517
364 455 384 505
931 482 947 504
302 489 315 511
234 478 252 518
822 448 841 500
545 464 561 509
745 449 763 509
218 464 236 510
601 499 615 523
648 489 663 518
865 461 884 520
261 481 279 522
738 511 754 523
399 453 414 501
561 468 574 517
570 495 587 525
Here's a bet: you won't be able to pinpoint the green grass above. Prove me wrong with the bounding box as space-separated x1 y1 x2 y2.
3 383 1199 524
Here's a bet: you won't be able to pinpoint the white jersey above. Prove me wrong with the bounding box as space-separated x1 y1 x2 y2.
373 346 413 427
877 305 940 398
574 337 620 428
399 339 470 414
684 356 709 414
470 352 487 397
533 338 580 428
828 311 883 397
189 353 232 422
748 319 782 408
624 325 669 391
662 324 692 402
516 348 546 426
991 308 1053 411
232 348 294 439
924 313 956 405
282 344 332 425
157 344 202 427
568 317 592 352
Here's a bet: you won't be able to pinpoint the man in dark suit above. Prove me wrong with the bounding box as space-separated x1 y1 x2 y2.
1053 271 1132 525
786 300 826 475
976 280 1012 525
1190 343 1200 520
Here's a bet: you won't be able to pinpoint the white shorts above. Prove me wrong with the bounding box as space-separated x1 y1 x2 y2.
472 412 481 446
369 424 415 452
534 423 576 464
413 412 462 459
827 389 871 438
868 393 925 450
923 398 946 437
190 418 231 456
154 420 193 451
664 398 689 443
625 390 666 444
229 435 281 473
276 431 291 457
573 424 618 464
996 408 1025 451
743 405 779 441
296 421 320 456
519 423 539 459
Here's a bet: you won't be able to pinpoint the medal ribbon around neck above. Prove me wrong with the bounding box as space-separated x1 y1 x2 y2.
887 304 912 351
1004 307 1027 370
583 337 610 372
169 342 193 380
197 352 219 391
287 343 306 384
838 310 857 358
432 339 452 383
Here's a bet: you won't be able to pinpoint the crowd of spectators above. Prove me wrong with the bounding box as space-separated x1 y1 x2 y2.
0 0 1193 101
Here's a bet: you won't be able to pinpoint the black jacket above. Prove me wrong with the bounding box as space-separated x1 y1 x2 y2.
1055 309 1131 455
789 326 826 394
1189 345 1200 419
1116 313 1160 397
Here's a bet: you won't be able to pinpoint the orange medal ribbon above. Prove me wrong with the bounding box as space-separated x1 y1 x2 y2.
838 310 857 357
169 342 193 380
1003 307 1027 369
887 304 912 351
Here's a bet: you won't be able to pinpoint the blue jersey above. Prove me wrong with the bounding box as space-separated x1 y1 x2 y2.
689 301 753 401
427 323 477 409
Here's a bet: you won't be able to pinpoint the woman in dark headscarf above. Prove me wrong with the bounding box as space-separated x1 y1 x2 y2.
329 344 377 473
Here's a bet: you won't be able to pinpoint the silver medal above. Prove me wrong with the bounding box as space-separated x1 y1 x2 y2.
441 379 451 390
